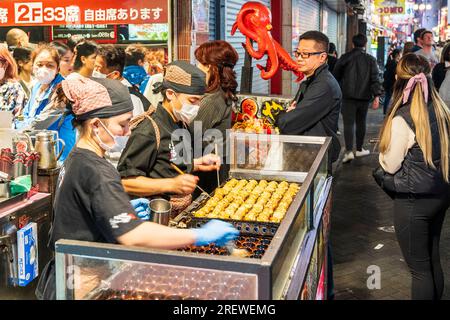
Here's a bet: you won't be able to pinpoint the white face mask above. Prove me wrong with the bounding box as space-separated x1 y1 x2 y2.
94 121 122 152
34 66 56 85
172 95 200 124
0 67 5 81
92 70 107 79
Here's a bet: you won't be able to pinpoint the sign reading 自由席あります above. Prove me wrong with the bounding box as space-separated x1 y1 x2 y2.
0 0 168 26
374 0 405 15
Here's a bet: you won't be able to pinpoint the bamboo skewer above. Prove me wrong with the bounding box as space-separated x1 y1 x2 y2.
215 143 220 189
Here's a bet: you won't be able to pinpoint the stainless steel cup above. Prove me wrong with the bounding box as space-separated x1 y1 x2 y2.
150 199 172 225
0 181 10 198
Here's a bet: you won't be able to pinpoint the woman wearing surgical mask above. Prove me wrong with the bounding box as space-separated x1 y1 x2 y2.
0 47 27 114
36 77 238 300
118 61 221 214
15 45 75 161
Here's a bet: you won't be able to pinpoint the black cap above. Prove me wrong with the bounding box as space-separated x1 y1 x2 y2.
160 60 206 95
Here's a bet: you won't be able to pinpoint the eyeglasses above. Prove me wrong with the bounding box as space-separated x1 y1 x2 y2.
293 51 326 59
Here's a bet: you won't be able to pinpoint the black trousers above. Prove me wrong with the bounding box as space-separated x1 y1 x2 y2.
341 99 370 151
394 192 450 300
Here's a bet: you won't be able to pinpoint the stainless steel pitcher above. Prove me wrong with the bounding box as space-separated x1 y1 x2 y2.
34 131 65 169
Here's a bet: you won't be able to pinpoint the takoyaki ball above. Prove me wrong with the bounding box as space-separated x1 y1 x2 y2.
279 181 289 188
257 215 270 222
289 183 300 189
194 210 205 217
244 212 258 221
270 216 282 223
214 188 225 198
253 204 264 213
261 192 271 201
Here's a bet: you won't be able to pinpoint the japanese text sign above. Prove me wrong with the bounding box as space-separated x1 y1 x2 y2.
374 0 405 15
0 0 168 26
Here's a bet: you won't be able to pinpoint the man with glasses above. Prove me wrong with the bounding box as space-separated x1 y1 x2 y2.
277 30 342 170
333 34 383 163
277 31 342 301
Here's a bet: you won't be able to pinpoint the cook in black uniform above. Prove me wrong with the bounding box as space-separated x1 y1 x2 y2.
118 61 220 213
36 77 239 300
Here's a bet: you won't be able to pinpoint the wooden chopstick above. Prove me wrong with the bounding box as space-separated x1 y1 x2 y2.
170 163 211 197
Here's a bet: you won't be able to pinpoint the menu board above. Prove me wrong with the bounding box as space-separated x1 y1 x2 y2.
52 24 116 41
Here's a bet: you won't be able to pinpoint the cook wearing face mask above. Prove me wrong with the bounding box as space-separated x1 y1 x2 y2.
118 61 221 215
14 45 76 162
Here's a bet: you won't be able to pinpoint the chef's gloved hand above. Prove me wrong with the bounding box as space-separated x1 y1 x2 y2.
130 198 151 221
192 220 240 246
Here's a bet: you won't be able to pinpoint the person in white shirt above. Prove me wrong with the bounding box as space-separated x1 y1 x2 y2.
415 30 439 69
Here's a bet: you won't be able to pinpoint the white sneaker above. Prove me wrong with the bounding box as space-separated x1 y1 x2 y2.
355 148 370 157
342 152 354 163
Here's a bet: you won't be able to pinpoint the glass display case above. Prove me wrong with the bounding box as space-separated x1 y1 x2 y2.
55 133 332 300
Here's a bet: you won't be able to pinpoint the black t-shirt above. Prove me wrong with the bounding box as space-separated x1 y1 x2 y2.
118 104 192 181
49 148 143 249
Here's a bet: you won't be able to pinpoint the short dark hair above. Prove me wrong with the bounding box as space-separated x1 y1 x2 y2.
329 42 337 54
98 45 126 74
352 34 367 48
420 30 433 39
391 49 401 59
413 28 426 44
50 41 71 58
299 31 329 52
67 35 84 51
12 46 32 73
125 44 146 66
73 40 98 70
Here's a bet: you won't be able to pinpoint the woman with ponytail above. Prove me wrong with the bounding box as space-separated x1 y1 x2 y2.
190 40 239 195
375 53 450 299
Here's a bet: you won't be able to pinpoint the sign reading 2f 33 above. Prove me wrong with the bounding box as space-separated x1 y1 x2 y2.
15 2 65 24
0 0 168 26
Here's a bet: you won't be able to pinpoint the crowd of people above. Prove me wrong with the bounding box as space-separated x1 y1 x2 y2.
1 25 450 301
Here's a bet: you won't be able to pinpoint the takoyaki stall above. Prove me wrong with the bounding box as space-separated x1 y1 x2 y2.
55 132 333 300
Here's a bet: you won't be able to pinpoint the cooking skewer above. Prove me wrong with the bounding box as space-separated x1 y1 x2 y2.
170 163 211 198
214 143 220 188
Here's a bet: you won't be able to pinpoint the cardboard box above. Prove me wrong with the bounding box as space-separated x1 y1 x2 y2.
17 222 39 286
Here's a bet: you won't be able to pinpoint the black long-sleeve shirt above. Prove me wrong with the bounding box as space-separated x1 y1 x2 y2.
276 64 342 163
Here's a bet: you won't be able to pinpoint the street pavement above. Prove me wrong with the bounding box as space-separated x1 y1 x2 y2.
331 108 450 300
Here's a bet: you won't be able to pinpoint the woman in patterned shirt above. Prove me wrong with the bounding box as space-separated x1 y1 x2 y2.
0 47 26 114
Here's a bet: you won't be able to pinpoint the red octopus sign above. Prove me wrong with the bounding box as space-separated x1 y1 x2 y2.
231 2 304 82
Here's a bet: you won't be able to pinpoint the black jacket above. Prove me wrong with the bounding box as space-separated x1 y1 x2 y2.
432 62 447 91
333 48 383 101
276 64 342 163
374 103 449 195
383 58 397 93
328 55 337 74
